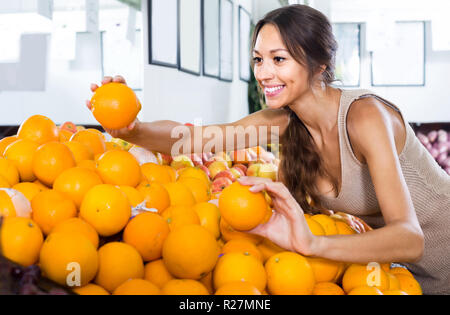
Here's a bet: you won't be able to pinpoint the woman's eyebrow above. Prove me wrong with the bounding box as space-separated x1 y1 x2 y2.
253 49 288 54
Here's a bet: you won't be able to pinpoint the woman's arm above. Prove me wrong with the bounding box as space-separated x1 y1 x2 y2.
127 109 289 156
88 76 289 155
240 98 424 264
311 98 425 263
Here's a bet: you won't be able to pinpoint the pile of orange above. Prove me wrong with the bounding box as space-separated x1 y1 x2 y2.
0 113 424 296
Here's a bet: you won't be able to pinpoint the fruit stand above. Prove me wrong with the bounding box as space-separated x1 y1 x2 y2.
0 110 425 296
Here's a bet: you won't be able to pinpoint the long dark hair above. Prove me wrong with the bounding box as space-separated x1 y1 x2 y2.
251 5 338 212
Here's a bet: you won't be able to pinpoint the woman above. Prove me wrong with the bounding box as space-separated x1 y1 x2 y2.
88 5 450 294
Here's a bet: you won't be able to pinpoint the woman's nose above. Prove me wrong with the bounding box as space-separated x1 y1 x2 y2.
254 62 275 82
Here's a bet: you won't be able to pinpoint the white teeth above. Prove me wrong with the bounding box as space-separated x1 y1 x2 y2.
265 86 284 93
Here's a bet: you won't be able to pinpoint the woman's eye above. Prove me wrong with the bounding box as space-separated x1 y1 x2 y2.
253 57 262 63
274 56 285 63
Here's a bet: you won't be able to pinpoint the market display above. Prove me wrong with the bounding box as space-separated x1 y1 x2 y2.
0 113 424 295
416 129 450 175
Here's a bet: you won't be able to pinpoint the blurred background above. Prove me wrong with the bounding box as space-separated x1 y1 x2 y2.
0 1 449 161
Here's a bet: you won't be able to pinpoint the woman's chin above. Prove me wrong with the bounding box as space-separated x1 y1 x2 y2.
265 100 287 110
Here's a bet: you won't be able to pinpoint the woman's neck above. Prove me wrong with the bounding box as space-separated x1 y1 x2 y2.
288 85 342 138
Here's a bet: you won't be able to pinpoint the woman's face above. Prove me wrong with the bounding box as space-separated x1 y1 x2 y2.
253 24 310 109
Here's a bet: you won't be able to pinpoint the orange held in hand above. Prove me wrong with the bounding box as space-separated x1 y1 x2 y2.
90 82 142 130
219 182 268 231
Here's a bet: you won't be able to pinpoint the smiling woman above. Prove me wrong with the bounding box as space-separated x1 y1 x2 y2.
251 6 338 212
86 4 450 295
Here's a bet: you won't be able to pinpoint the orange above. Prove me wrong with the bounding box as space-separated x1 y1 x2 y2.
306 218 326 236
178 177 211 203
386 272 401 290
177 167 211 187
51 218 99 249
58 129 73 142
70 129 106 156
221 239 263 262
348 286 384 295
0 217 44 266
395 274 422 295
335 220 357 235
79 184 131 237
381 263 391 273
265 252 315 295
113 279 160 295
96 150 141 187
192 202 221 239
383 290 408 295
163 182 196 207
213 252 267 292
119 186 144 207
162 225 219 279
105 141 123 151
200 272 214 294
63 141 94 164
0 176 10 188
307 257 345 283
310 214 338 235
219 182 268 231
220 218 263 245
53 167 103 209
312 282 345 295
257 238 284 263
161 205 200 231
215 281 262 295
31 190 77 235
4 139 39 182
77 160 96 171
39 232 98 287
73 284 110 295
33 180 49 190
123 212 170 261
141 163 172 184
17 115 59 145
137 182 170 213
163 165 177 182
0 188 32 218
95 242 145 293
0 158 20 186
0 136 18 156
342 263 389 293
32 142 76 187
12 182 45 202
390 266 414 278
162 279 209 295
144 259 174 288
91 82 141 130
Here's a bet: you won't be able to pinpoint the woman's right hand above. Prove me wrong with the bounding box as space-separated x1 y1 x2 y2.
86 75 140 139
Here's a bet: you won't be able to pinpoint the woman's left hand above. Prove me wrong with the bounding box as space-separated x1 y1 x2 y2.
238 177 318 256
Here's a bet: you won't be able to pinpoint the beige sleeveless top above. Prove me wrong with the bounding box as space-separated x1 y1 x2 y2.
319 89 450 295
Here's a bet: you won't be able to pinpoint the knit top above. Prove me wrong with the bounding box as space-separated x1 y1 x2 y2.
318 89 450 295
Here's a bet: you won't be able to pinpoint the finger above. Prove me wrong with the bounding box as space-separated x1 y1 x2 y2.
86 100 92 111
249 183 266 193
90 83 99 92
101 76 113 85
113 75 127 84
127 120 138 131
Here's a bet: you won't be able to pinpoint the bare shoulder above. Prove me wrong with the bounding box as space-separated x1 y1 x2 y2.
346 96 406 160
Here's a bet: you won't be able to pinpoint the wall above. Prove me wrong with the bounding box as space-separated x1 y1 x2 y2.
141 0 253 125
330 0 450 123
0 4 143 127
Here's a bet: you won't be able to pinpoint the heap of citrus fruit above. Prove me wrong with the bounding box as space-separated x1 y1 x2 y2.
0 113 423 295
